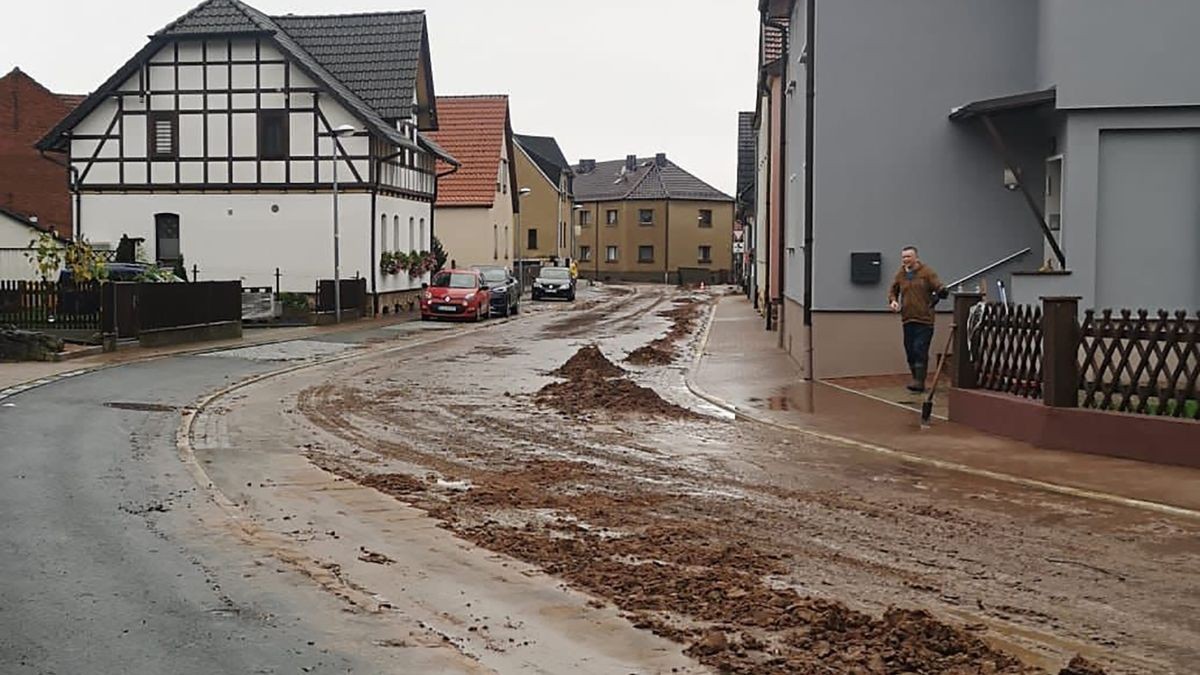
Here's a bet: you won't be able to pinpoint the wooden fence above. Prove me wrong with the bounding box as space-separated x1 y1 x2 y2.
136 281 242 332
0 280 103 331
1079 309 1200 419
969 302 1043 400
954 295 1200 421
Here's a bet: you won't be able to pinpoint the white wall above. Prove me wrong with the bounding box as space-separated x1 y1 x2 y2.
69 37 374 190
375 194 432 293
0 215 54 280
80 192 376 292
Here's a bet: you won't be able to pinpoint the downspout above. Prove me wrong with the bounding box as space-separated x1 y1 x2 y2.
763 91 773 327
802 0 817 380
663 193 671 285
768 17 790 346
435 163 459 270
370 183 378 316
41 149 80 239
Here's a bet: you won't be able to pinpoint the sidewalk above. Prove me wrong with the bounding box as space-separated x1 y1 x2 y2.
692 295 1200 515
0 313 420 393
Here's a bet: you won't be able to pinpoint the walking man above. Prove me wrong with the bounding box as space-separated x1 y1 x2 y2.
888 246 947 392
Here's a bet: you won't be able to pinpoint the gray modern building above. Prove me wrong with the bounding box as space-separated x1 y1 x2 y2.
763 0 1200 378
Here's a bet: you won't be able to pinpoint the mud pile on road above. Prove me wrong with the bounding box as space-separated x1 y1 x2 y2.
551 344 625 379
360 472 427 497
625 298 707 366
456 517 1076 675
539 345 694 418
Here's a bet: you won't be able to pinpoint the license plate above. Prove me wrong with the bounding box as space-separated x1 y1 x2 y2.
436 306 458 313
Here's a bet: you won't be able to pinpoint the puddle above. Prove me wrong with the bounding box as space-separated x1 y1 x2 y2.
104 401 178 413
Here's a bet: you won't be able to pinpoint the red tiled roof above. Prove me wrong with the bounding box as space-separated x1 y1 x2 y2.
764 19 789 64
56 94 86 110
428 95 510 207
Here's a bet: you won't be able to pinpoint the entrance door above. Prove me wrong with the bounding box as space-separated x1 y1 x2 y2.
154 213 180 265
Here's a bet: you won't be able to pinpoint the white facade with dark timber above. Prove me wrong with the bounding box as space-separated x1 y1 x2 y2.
37 0 457 302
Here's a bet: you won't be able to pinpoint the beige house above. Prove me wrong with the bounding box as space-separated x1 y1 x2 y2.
428 95 519 269
513 134 573 264
572 154 734 283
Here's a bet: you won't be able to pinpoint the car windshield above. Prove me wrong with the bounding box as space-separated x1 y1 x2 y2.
478 269 507 283
541 268 570 280
431 272 477 289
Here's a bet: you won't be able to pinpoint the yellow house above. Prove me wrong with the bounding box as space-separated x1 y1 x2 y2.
572 154 734 283
513 134 573 264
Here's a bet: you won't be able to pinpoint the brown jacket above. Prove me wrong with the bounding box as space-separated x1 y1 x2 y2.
888 263 944 325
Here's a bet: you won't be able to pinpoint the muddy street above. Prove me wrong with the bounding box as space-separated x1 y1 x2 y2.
194 284 1199 674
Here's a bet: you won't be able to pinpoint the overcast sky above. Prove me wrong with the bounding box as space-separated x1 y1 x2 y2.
2 0 759 195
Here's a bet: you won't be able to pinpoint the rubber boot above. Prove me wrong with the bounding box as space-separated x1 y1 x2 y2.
908 363 928 393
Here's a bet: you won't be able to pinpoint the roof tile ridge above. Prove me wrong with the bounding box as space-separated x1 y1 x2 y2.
272 9 424 19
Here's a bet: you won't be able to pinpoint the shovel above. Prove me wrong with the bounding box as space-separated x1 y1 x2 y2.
921 325 957 427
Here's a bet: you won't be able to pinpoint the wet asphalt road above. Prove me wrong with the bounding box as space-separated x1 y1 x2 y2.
0 316 496 674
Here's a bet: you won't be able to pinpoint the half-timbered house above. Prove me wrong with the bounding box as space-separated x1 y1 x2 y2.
35 0 457 310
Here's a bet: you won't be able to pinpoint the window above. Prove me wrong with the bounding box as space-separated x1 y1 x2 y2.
419 218 425 250
154 213 181 263
579 245 592 262
638 245 655 263
639 209 654 226
148 112 177 159
380 214 388 251
605 245 618 262
493 224 499 260
698 245 712 263
579 210 592 227
698 209 713 228
258 110 289 160
527 228 538 251
409 217 416 253
393 216 400 253
606 209 618 225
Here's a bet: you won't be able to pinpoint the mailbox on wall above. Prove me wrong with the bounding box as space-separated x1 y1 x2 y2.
850 252 882 284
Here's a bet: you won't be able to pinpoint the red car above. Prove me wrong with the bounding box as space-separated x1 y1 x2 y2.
420 269 492 322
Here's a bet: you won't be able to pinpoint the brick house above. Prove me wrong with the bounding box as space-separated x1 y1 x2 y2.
0 68 83 239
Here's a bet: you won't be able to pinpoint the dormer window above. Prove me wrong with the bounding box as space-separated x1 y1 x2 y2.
148 112 177 159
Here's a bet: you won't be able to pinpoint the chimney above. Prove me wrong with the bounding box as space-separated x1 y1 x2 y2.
625 154 637 172
579 159 596 174
655 153 668 167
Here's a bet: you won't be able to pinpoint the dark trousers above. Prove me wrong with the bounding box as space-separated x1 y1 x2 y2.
903 322 934 368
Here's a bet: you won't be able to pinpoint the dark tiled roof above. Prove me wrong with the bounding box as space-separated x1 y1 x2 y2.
157 0 274 35
428 96 511 207
763 20 788 64
572 157 732 203
38 0 456 166
736 111 756 208
514 134 570 190
273 12 426 120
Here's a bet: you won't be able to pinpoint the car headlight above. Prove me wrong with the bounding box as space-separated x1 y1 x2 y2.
423 291 432 300
464 293 476 302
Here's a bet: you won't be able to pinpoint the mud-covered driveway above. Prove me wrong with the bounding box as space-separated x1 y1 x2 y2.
195 284 1199 674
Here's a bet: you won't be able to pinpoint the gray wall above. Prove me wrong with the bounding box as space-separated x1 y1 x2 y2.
1096 130 1200 311
1039 0 1200 109
1046 108 1200 310
788 0 1045 311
